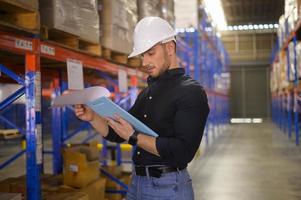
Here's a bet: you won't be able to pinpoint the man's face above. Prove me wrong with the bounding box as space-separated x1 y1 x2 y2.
141 43 171 78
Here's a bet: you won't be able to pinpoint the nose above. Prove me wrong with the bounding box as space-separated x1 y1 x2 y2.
142 55 148 67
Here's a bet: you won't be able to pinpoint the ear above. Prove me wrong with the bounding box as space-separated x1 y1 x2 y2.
166 41 175 56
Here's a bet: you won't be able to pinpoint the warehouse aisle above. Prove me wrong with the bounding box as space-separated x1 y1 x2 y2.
189 121 301 200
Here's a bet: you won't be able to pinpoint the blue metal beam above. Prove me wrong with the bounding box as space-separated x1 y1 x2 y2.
0 115 25 135
81 132 98 144
0 150 26 170
0 64 25 85
100 168 128 190
63 122 90 142
0 86 25 111
25 71 42 200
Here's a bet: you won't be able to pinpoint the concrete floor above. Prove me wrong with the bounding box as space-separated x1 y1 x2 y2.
1 121 301 200
188 121 301 200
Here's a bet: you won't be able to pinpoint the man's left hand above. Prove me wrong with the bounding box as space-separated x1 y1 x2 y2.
106 114 134 141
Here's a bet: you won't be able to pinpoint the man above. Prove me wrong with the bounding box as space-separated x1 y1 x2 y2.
74 17 209 200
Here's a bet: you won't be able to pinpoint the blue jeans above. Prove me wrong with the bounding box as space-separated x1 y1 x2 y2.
126 168 194 200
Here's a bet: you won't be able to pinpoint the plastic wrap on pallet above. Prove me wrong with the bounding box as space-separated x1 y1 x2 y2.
100 0 137 54
296 42 301 78
287 13 296 34
40 0 99 43
279 52 290 89
160 0 175 27
137 0 161 20
5 0 39 11
277 15 285 49
77 0 99 43
270 63 278 93
288 42 296 81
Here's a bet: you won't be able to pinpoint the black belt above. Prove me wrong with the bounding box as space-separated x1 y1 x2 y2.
134 165 186 178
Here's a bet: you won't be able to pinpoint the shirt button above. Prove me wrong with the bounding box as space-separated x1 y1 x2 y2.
137 151 140 155
149 96 152 100
144 114 147 118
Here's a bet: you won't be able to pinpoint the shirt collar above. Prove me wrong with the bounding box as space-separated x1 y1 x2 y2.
147 68 185 85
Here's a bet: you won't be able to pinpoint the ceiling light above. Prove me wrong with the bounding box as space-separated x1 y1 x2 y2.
269 24 274 29
203 0 227 30
227 26 233 31
243 25 248 30
233 26 238 30
264 24 269 29
248 25 254 30
274 24 279 28
259 24 264 29
238 25 243 30
254 25 259 29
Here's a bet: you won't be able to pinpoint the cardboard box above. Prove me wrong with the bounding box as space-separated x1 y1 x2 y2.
99 0 137 54
63 150 100 188
57 177 106 200
40 0 99 43
0 193 22 200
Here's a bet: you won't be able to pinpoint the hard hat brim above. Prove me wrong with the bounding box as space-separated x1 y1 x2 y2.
128 34 177 58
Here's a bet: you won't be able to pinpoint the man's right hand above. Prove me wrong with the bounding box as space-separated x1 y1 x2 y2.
74 104 95 122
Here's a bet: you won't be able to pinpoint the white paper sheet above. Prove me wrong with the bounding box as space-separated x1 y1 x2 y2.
52 86 111 107
67 59 84 90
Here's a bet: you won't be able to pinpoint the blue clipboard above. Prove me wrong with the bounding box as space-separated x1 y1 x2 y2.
86 97 158 137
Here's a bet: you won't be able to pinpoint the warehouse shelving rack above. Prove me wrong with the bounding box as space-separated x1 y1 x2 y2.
177 6 230 149
0 29 143 199
0 10 230 199
271 19 301 146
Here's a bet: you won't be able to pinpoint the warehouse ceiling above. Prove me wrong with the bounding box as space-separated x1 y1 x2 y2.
222 0 284 25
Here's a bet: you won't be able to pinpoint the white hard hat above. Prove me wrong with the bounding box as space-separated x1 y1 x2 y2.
128 17 177 58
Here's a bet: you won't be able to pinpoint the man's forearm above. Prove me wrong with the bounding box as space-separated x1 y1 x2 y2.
137 134 160 157
90 115 109 137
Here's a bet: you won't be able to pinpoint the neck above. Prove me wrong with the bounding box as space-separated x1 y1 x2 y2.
168 55 179 70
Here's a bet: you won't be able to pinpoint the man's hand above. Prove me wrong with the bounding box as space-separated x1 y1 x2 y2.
106 114 134 141
74 104 96 122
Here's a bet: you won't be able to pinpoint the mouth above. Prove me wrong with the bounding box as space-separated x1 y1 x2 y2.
146 65 155 73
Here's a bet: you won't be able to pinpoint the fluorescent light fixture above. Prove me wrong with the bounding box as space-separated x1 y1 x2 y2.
269 24 274 28
243 25 248 30
230 118 263 124
203 0 227 30
221 72 230 78
254 25 259 29
274 24 279 28
228 26 233 31
264 24 269 29
259 24 264 29
238 25 243 30
233 26 238 30
252 118 263 123
248 25 253 30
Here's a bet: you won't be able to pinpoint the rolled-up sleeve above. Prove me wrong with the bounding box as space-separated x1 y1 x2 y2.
156 87 209 167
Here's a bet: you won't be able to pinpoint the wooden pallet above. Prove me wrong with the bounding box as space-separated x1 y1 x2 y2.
0 129 22 140
41 26 102 56
102 47 128 65
102 48 142 68
0 0 40 34
128 57 142 68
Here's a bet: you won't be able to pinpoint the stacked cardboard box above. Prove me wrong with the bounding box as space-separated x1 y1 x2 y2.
40 0 99 44
63 141 100 188
99 0 138 54
137 0 175 27
160 0 175 27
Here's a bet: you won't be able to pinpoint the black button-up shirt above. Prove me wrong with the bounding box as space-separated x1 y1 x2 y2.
105 68 209 168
